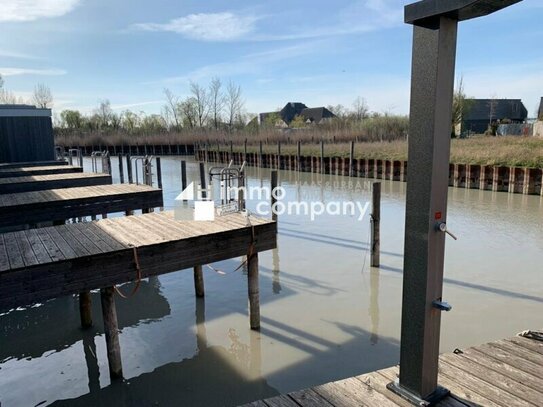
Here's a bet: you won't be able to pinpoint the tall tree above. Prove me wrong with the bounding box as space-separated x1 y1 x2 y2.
190 81 210 127
352 97 369 121
209 77 225 130
451 77 473 136
94 99 113 129
179 97 198 128
32 83 53 108
60 110 84 129
163 88 181 129
225 81 244 130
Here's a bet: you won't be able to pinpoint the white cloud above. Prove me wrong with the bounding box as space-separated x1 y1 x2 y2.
0 67 66 76
134 12 258 41
0 50 39 59
0 0 81 22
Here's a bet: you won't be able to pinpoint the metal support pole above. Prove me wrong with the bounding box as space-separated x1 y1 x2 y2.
118 154 124 184
371 182 381 267
181 160 187 196
126 154 133 184
156 157 162 189
199 162 207 199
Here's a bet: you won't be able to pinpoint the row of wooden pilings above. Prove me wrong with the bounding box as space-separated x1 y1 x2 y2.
196 149 543 196
62 144 195 157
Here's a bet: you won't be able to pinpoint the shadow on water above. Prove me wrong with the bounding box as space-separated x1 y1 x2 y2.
50 298 280 407
0 280 171 362
379 264 543 304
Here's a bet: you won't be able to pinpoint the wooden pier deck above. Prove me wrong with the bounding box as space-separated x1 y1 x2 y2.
0 211 276 311
0 164 83 178
242 333 543 407
0 172 112 193
0 184 163 229
0 160 67 169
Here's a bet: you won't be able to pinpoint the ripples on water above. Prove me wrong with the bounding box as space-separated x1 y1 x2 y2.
1 157 542 406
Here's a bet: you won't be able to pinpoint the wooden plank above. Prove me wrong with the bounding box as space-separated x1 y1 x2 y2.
490 340 543 365
14 231 39 267
262 395 299 407
456 347 543 393
0 165 82 178
44 226 77 260
313 376 399 407
3 232 25 269
379 366 499 407
287 388 333 407
441 353 542 405
0 173 112 194
0 234 10 272
475 343 543 379
238 401 268 407
506 336 543 356
35 228 65 262
439 359 530 407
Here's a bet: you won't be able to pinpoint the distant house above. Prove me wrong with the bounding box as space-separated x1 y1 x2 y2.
259 102 336 127
538 97 543 120
463 99 528 134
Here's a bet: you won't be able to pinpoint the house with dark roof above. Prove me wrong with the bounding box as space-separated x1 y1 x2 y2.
259 102 336 127
463 99 528 133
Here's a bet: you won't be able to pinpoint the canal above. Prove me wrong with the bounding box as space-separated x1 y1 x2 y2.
0 156 541 406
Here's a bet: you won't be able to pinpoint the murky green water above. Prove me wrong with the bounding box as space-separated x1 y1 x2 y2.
1 156 542 406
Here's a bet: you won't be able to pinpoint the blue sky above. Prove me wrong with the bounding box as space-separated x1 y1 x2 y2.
1 0 542 117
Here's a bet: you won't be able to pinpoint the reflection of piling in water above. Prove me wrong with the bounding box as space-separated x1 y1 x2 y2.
195 297 207 352
82 330 101 394
369 268 380 345
272 247 282 295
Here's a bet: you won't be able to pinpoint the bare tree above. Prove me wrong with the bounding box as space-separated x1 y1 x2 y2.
352 96 369 121
225 81 244 130
189 81 210 127
32 83 53 108
209 77 225 130
452 76 473 136
94 99 113 129
179 97 198 128
163 88 181 129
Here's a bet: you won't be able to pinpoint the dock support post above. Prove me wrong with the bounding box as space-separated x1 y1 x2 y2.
349 141 355 177
199 162 207 199
259 141 263 167
79 291 93 328
371 182 381 267
126 154 133 184
100 287 122 379
118 154 124 184
194 265 205 297
248 251 260 330
271 170 278 222
156 157 162 189
181 160 187 194
320 140 325 174
297 141 301 172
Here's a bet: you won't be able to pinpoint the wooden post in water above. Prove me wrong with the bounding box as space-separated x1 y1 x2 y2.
118 154 124 184
244 139 248 162
271 170 278 221
156 157 162 189
248 251 260 330
230 141 234 162
79 291 92 328
79 149 83 168
349 141 355 177
100 287 122 379
320 140 324 174
126 155 133 184
371 182 381 267
297 141 301 172
259 141 263 167
194 265 205 297
277 141 281 170
181 160 187 194
199 162 207 199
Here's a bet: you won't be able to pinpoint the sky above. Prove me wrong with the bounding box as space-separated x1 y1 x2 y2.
0 0 542 117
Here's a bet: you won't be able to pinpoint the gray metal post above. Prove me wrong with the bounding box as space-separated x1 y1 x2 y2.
389 1 522 404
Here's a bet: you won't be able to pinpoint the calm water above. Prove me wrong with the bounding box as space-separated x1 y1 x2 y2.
1 156 542 406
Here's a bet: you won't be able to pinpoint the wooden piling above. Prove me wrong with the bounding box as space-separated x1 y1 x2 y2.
248 251 260 330
79 291 92 328
126 155 133 184
371 182 381 267
181 160 187 193
194 265 204 297
297 141 301 172
271 170 278 222
118 154 124 184
349 141 355 177
100 287 122 379
156 157 162 189
259 141 263 167
199 162 207 199
320 140 324 174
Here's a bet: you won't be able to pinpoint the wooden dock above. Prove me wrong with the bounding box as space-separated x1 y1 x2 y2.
0 211 276 312
0 172 112 193
0 164 83 178
0 184 163 229
0 160 67 169
242 333 543 407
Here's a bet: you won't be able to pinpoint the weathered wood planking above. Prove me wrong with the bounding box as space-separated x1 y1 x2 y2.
0 172 112 193
241 333 543 407
0 165 83 178
0 184 163 228
0 211 277 310
0 160 67 169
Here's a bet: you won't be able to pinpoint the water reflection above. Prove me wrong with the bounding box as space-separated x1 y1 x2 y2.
272 248 282 295
51 296 278 407
369 267 380 346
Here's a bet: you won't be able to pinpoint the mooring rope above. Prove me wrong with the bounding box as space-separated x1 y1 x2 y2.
114 247 142 298
517 330 543 342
